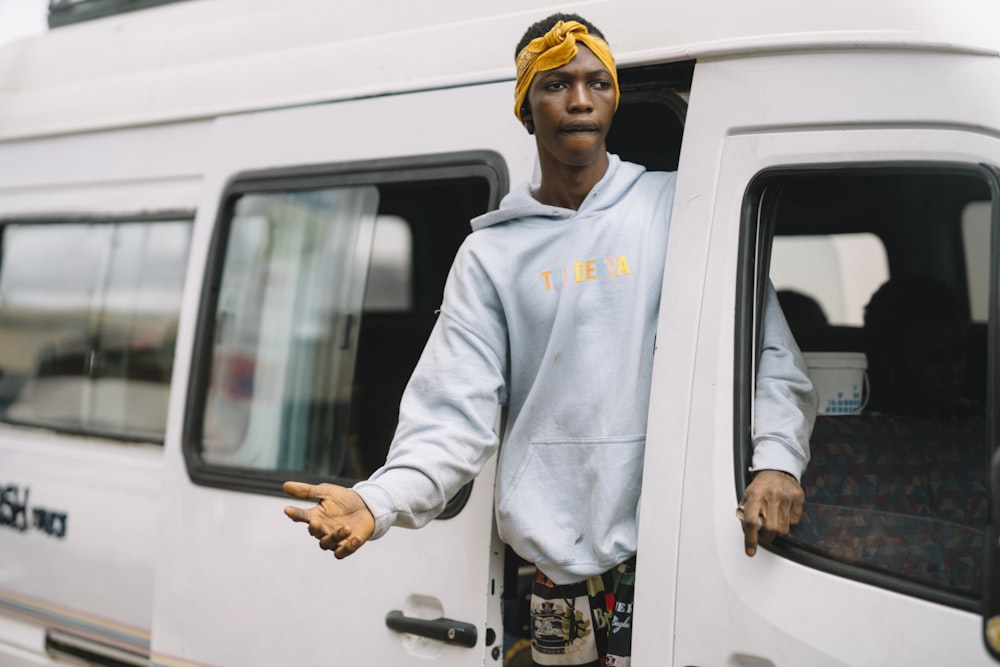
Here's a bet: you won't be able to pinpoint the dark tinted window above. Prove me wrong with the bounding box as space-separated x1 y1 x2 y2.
742 166 996 608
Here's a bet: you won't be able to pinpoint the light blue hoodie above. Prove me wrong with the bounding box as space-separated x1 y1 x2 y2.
354 155 816 584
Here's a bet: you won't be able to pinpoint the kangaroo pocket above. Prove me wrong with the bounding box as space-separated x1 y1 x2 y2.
496 436 645 571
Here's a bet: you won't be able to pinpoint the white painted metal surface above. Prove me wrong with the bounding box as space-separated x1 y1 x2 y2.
1 0 999 139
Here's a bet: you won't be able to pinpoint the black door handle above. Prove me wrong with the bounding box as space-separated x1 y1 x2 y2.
385 610 478 648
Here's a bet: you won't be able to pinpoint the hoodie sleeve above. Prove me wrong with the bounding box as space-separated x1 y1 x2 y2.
749 282 818 481
353 243 508 539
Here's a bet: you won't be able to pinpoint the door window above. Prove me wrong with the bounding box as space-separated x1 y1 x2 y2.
199 187 379 472
740 165 996 608
186 156 503 496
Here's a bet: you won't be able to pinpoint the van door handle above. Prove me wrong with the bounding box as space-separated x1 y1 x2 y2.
385 610 478 648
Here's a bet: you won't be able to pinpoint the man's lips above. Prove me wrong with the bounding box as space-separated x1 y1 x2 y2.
561 121 600 133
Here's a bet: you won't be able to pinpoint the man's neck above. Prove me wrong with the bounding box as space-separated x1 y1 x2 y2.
532 152 610 211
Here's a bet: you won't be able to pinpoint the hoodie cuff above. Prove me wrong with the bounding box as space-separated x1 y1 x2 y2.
750 437 807 482
352 482 398 540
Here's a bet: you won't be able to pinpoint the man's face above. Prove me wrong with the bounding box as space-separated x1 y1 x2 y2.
524 45 616 169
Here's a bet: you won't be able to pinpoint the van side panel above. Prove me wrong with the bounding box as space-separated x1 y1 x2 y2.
0 432 159 657
0 123 208 663
637 50 1000 666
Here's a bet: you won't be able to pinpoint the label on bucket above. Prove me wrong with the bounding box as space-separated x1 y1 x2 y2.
820 385 865 415
803 352 868 416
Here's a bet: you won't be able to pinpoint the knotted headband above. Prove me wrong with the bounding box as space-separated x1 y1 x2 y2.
513 20 619 122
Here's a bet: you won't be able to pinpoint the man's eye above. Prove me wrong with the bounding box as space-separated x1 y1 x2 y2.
546 82 567 91
592 80 611 90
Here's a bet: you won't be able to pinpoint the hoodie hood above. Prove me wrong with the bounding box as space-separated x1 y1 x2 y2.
470 154 646 231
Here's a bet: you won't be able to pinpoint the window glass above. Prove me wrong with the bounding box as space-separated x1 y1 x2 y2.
193 172 493 484
771 233 888 326
202 187 379 471
0 219 191 440
962 201 991 322
364 215 413 311
749 167 993 606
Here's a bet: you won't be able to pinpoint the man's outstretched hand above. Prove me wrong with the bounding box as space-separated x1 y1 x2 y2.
283 481 376 559
737 470 804 557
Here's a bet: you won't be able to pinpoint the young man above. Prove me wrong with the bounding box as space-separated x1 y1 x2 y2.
284 13 816 666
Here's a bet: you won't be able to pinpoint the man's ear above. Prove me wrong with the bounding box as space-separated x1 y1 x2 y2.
521 105 535 135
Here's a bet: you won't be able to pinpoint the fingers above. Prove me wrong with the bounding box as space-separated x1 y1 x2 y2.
763 495 790 535
743 496 790 549
318 526 350 550
738 470 807 557
789 495 805 525
316 527 365 559
283 500 364 558
334 534 365 560
282 481 317 525
282 480 330 526
744 529 758 557
283 481 374 559
283 505 310 523
737 502 763 557
282 480 320 500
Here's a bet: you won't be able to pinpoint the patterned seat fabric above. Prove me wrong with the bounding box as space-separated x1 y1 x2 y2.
794 412 988 594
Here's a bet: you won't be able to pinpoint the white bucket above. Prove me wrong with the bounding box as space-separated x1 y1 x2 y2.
803 351 868 416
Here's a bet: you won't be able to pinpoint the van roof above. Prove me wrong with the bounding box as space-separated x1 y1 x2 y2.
1 0 998 141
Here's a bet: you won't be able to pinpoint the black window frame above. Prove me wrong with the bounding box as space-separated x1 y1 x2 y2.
735 161 1000 613
183 151 507 504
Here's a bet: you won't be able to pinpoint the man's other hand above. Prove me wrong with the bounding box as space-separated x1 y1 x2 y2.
283 481 376 559
737 470 804 557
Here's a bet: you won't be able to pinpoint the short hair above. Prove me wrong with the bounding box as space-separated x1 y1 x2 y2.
514 13 607 59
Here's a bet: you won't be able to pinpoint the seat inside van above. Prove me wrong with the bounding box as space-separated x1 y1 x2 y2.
767 170 992 600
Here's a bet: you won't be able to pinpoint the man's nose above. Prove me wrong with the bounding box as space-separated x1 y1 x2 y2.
568 82 593 111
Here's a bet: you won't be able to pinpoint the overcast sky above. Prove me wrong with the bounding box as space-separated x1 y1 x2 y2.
0 0 48 48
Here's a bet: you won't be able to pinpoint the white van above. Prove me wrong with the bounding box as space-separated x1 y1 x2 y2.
0 1 998 665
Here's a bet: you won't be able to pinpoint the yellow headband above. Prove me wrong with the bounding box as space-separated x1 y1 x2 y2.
513 20 619 122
